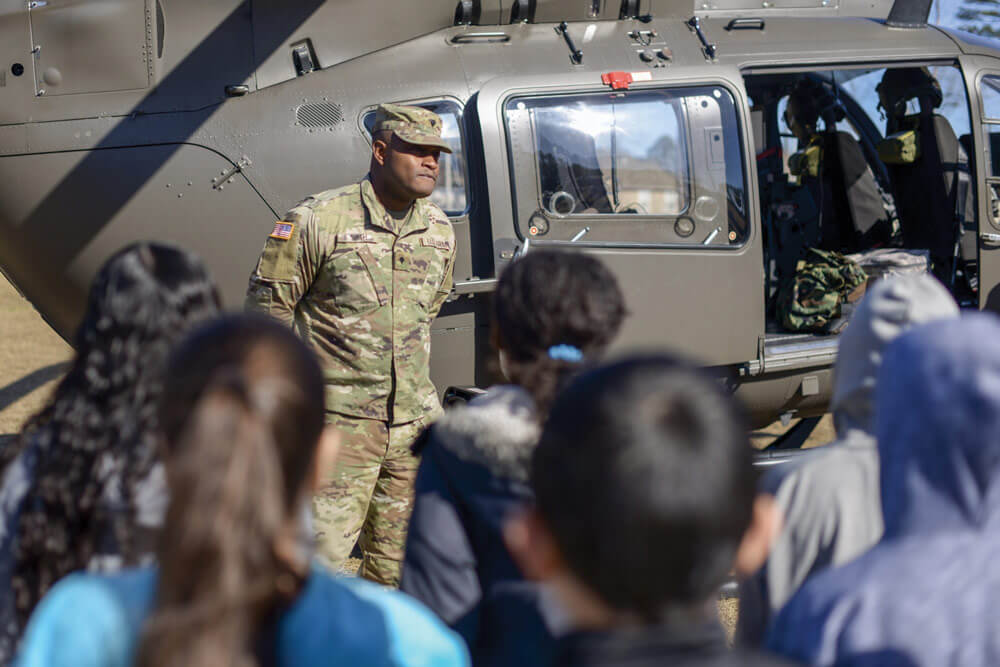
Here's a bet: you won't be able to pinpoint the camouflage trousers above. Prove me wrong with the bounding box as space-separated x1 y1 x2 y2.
314 413 426 586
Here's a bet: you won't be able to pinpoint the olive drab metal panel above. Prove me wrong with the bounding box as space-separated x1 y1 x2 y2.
251 0 458 90
970 62 1000 312
527 0 621 23
26 0 150 97
0 3 31 109
713 16 960 66
136 0 255 114
494 0 895 22
691 0 891 16
705 0 838 9
940 28 1000 60
0 145 277 335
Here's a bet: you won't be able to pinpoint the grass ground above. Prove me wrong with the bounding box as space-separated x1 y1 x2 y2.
0 276 71 442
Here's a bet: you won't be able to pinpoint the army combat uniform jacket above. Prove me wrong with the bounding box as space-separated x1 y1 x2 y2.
246 177 456 424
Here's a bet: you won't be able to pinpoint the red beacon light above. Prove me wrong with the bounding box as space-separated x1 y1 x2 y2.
600 71 653 90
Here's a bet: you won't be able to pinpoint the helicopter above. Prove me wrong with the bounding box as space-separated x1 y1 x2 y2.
1 0 999 432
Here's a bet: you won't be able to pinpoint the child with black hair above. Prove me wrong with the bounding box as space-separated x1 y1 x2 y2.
0 242 221 663
15 315 469 667
401 250 627 667
505 356 793 667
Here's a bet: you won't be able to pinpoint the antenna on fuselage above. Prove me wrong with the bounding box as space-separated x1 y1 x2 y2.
885 0 932 28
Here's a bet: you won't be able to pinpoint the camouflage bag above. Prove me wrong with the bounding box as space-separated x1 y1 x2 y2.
778 248 868 333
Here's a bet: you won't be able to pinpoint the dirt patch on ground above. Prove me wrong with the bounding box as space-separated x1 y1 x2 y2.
0 276 72 446
718 597 740 644
751 413 836 450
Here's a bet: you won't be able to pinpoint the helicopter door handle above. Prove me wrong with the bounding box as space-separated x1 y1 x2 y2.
702 226 722 245
687 16 718 60
980 232 1000 245
450 32 511 44
726 18 764 30
225 85 249 97
556 22 583 64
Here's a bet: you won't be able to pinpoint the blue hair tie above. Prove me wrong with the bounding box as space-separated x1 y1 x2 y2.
547 344 583 363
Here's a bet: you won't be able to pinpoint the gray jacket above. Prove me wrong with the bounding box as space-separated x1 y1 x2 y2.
768 313 1000 666
738 274 958 645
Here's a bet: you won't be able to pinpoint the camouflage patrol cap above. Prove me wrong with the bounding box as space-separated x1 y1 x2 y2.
372 103 453 154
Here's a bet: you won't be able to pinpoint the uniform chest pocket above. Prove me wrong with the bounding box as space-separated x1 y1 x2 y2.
317 246 387 317
406 241 451 309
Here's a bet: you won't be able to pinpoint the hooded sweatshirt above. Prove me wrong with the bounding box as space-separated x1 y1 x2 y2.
738 274 958 645
766 313 1000 666
401 385 560 667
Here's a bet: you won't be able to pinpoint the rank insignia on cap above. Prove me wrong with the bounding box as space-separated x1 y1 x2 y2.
270 221 295 241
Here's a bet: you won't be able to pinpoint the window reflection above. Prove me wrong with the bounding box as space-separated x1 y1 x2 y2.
982 76 1000 121
989 127 1000 178
983 77 1000 180
526 93 688 216
505 86 748 246
432 111 467 215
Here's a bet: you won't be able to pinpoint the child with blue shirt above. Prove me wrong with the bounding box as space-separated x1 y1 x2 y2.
15 315 468 667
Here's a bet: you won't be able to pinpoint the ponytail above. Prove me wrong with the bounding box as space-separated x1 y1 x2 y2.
503 353 582 418
136 374 304 667
493 251 627 420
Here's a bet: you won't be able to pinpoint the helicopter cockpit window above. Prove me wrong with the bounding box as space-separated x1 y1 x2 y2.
363 101 468 217
980 75 1000 228
982 76 1000 179
504 86 748 246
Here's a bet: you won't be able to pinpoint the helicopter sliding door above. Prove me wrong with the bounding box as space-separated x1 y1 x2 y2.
479 77 763 366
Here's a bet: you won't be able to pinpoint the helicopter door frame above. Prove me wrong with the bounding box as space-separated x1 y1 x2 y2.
475 70 765 367
968 60 1000 312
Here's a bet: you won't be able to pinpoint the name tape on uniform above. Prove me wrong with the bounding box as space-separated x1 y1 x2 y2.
338 231 377 244
420 237 452 251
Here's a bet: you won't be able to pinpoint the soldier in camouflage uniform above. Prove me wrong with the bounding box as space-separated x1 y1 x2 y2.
245 104 456 585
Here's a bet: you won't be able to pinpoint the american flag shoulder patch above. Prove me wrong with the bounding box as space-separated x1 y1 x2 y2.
269 221 295 241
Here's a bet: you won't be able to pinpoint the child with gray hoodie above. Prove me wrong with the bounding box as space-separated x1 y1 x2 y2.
769 312 1000 665
738 273 959 644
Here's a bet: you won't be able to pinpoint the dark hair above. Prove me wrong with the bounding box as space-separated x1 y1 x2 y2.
785 77 843 136
10 242 220 630
531 356 756 621
136 314 325 667
493 250 626 416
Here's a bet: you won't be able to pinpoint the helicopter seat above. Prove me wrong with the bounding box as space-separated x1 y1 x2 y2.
790 131 893 254
877 69 975 278
881 115 973 262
